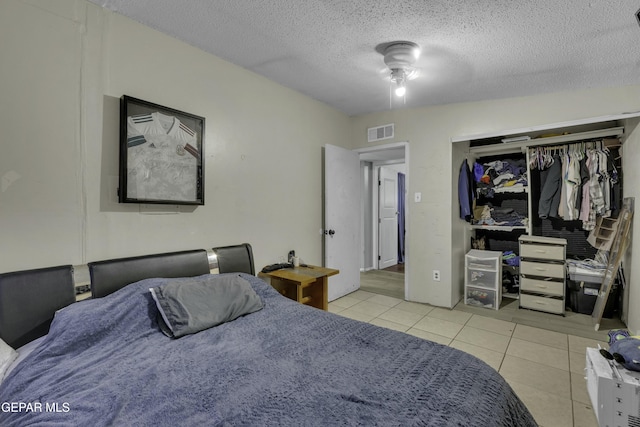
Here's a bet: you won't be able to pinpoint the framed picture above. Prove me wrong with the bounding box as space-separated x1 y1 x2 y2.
119 95 205 205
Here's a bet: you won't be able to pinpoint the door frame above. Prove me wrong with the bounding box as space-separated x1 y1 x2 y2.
354 141 409 299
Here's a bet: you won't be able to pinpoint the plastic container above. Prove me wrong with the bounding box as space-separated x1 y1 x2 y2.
465 287 497 310
567 280 618 318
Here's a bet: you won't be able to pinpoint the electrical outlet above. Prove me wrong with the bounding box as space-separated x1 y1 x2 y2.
433 270 441 281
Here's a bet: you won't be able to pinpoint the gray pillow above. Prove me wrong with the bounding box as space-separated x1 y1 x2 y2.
149 274 263 338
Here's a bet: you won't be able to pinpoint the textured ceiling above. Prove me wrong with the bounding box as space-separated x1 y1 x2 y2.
89 0 640 116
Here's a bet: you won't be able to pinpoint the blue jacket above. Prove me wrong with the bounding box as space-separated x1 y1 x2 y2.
458 159 474 222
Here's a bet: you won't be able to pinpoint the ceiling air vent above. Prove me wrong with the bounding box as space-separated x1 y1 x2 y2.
367 123 394 142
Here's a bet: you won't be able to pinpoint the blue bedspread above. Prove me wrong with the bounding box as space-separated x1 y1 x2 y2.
0 274 537 426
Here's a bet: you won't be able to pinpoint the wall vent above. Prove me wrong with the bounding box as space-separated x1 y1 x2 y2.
367 123 394 142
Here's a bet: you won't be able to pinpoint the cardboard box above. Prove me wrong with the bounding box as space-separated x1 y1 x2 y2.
585 347 640 426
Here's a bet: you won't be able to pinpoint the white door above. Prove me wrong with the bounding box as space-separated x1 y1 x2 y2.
324 144 360 301
378 167 398 270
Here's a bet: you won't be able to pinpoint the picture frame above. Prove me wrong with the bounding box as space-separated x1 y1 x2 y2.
119 95 205 205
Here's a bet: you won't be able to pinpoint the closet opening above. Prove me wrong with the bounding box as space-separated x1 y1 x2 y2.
452 114 640 336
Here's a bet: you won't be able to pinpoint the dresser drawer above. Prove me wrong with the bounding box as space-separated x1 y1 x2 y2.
521 260 565 279
520 277 564 297
521 243 565 261
520 293 564 314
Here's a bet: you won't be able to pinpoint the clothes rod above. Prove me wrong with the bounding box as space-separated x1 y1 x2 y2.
468 126 624 155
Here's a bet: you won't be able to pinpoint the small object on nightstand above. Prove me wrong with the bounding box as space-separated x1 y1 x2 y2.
75 284 91 295
75 284 92 301
261 263 293 273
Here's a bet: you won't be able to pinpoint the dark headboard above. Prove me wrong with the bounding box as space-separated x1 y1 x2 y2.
0 265 76 349
88 249 211 298
213 243 255 276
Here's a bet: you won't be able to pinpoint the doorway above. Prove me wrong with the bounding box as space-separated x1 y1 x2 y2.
356 142 408 300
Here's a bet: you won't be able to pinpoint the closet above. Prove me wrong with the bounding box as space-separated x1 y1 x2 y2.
459 119 627 315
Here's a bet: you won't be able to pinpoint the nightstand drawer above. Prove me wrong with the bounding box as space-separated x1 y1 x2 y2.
521 261 565 279
520 294 564 314
520 243 564 261
520 277 564 297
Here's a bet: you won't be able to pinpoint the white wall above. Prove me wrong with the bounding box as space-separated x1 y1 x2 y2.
1 0 85 269
0 0 351 272
351 86 640 334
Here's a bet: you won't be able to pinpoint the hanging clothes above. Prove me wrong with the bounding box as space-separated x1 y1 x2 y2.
565 147 582 221
538 154 562 219
458 159 474 222
588 148 607 217
558 151 567 219
600 150 611 217
608 153 621 215
532 141 619 231
575 154 589 214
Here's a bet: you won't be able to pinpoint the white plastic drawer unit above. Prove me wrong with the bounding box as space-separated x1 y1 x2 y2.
585 347 640 426
520 261 565 279
464 249 502 310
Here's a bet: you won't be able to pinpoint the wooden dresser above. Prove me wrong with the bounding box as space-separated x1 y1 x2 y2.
518 235 567 315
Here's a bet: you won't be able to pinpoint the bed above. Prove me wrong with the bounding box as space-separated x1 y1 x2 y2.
0 248 537 426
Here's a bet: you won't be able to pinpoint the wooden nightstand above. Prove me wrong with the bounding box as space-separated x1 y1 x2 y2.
258 265 339 310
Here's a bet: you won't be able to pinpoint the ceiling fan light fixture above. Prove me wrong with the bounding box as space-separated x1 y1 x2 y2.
391 68 407 97
383 42 420 71
380 41 421 101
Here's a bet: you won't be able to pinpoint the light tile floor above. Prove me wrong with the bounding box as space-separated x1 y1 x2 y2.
329 290 603 427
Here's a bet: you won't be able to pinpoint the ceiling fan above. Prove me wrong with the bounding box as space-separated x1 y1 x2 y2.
376 41 421 99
